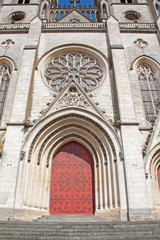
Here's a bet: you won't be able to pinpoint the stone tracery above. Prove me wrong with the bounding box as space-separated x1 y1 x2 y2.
44 52 103 92
137 64 160 123
0 64 11 119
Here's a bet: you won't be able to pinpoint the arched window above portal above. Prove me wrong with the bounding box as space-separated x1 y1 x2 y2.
0 64 11 120
0 57 16 126
137 63 160 123
132 56 160 124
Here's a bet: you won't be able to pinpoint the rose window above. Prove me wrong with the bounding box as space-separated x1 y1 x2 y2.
44 52 103 92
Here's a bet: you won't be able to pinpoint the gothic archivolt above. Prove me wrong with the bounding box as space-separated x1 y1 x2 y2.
16 109 126 213
146 146 160 207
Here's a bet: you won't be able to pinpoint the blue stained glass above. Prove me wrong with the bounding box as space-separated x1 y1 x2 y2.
58 0 94 7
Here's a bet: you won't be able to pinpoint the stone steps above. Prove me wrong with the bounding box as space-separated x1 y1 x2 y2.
35 214 109 222
0 221 160 240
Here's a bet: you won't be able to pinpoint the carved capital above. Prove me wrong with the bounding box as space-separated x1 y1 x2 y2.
119 151 124 161
20 151 25 161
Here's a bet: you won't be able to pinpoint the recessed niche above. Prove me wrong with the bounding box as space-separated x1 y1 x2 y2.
124 11 140 20
9 11 25 22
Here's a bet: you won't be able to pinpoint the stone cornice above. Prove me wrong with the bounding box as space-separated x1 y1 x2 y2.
0 23 30 33
42 22 106 32
2 4 39 6
0 22 157 33
119 22 157 33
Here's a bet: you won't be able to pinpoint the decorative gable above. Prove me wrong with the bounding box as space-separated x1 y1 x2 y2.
57 9 93 23
43 80 104 118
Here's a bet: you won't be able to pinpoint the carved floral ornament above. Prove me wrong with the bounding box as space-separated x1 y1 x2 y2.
1 39 15 50
44 52 103 92
55 83 89 109
69 18 80 23
134 39 148 49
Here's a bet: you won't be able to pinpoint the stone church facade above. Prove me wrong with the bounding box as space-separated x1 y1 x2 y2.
0 0 160 221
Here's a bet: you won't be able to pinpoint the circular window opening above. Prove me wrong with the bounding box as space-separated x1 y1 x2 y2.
9 11 25 22
44 52 104 92
124 11 140 20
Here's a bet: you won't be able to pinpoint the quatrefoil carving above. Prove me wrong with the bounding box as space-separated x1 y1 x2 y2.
134 39 148 48
1 39 15 50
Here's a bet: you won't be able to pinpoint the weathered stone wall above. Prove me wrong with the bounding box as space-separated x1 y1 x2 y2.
0 0 159 221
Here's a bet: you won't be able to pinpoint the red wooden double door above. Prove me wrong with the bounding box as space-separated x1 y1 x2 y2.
49 141 95 214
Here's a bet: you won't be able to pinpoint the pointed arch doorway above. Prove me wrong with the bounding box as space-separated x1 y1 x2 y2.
49 141 95 214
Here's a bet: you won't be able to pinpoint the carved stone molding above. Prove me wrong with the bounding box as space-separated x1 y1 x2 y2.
46 134 99 168
36 123 107 167
20 151 25 161
0 149 3 159
27 114 117 164
119 151 124 161
143 129 153 157
23 120 33 128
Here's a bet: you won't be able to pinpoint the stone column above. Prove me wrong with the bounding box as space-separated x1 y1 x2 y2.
0 17 42 217
107 16 150 220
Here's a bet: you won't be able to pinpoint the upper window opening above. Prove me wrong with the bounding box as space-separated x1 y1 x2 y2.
58 0 94 8
9 11 25 22
18 0 30 4
125 10 140 20
121 0 133 3
137 64 160 123
0 64 11 120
